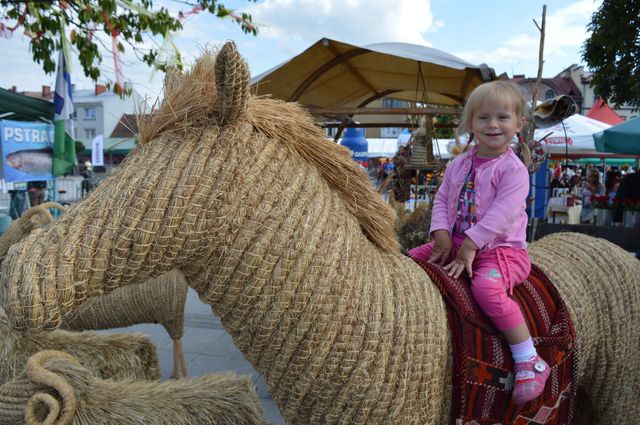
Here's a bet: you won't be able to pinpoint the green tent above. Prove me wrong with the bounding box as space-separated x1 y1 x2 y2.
0 88 54 122
575 158 638 166
594 117 640 155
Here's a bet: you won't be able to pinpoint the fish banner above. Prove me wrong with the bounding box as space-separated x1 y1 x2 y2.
0 119 55 182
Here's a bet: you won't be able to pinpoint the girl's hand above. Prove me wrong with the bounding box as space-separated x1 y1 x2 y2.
444 238 478 279
428 230 454 266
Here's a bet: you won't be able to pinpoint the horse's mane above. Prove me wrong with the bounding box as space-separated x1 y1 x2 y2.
137 49 400 254
247 97 400 253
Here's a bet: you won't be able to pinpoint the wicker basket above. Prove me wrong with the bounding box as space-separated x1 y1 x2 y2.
406 142 429 170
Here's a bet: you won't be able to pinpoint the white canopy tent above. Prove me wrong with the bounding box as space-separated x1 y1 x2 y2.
364 137 453 159
534 114 611 156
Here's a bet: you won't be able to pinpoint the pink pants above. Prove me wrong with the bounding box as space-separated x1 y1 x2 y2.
409 233 531 331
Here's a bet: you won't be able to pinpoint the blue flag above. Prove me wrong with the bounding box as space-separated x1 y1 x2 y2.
53 49 76 176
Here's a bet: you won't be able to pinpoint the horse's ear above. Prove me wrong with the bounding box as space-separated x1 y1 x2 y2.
215 41 250 126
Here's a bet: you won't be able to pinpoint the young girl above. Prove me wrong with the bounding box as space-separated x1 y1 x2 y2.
409 81 549 404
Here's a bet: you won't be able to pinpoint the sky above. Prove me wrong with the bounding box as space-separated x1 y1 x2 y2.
0 0 603 101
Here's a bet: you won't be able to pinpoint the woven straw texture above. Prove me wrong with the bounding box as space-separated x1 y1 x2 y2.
0 350 267 425
61 269 190 379
0 204 188 379
0 202 64 264
61 269 187 341
0 308 159 385
529 232 640 425
1 43 638 424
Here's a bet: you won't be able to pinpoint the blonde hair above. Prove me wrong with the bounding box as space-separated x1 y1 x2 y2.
457 81 531 167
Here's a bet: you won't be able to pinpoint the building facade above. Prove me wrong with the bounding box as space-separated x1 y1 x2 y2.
72 84 143 144
513 64 637 121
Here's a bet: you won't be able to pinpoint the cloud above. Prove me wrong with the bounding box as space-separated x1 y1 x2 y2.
1 0 443 99
247 0 438 47
453 0 601 75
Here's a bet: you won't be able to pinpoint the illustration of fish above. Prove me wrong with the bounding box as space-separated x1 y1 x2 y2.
5 148 53 175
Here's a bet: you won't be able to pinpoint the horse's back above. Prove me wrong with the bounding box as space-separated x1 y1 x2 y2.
529 232 640 424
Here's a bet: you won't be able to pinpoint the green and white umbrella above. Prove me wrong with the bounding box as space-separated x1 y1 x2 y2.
593 117 640 155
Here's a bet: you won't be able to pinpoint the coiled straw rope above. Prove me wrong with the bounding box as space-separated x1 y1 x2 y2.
0 309 159 385
0 350 267 425
0 202 64 264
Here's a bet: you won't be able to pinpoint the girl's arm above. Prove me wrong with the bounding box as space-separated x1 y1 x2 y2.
465 164 529 250
429 163 454 236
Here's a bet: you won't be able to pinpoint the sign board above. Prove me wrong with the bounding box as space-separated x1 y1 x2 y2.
0 119 54 182
92 134 104 166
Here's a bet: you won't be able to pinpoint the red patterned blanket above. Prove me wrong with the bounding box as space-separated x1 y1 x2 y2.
412 258 579 425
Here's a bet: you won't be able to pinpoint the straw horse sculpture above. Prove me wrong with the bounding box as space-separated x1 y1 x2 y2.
1 43 638 425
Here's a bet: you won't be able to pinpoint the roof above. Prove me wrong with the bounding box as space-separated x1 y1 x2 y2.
110 113 139 138
515 76 583 101
73 88 120 103
586 98 624 126
251 37 496 108
79 137 137 154
0 87 54 121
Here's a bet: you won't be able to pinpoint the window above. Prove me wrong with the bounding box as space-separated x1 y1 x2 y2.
545 89 555 100
84 128 96 139
381 98 404 108
381 127 403 138
84 107 96 120
325 127 337 138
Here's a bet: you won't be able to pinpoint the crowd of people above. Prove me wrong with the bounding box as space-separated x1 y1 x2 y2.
549 163 636 224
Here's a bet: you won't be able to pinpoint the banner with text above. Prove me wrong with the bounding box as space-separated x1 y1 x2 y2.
92 134 104 166
0 120 55 182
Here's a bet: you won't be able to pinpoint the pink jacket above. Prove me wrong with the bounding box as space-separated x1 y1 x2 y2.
430 145 529 252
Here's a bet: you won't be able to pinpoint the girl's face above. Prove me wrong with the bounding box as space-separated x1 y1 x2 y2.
471 100 525 158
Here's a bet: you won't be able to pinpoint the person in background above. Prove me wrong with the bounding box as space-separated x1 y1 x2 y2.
27 180 47 207
568 175 582 197
606 176 621 204
580 169 605 223
550 164 563 192
408 81 549 404
612 172 640 226
80 158 95 197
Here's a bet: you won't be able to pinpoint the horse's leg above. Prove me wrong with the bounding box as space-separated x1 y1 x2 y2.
170 338 188 379
177 338 188 378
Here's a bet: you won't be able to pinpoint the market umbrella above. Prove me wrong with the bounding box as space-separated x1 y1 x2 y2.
593 117 640 154
534 114 610 156
251 37 496 108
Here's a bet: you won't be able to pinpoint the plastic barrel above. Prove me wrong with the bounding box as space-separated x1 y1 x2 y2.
340 128 369 169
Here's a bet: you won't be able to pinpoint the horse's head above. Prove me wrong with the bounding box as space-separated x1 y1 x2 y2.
1 42 399 331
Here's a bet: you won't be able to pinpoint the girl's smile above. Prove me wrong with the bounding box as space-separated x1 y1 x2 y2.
471 101 525 158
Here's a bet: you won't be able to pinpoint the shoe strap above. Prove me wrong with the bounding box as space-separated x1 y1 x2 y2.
514 356 540 373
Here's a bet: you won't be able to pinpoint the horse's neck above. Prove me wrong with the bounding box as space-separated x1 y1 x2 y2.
184 138 450 422
187 137 396 331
